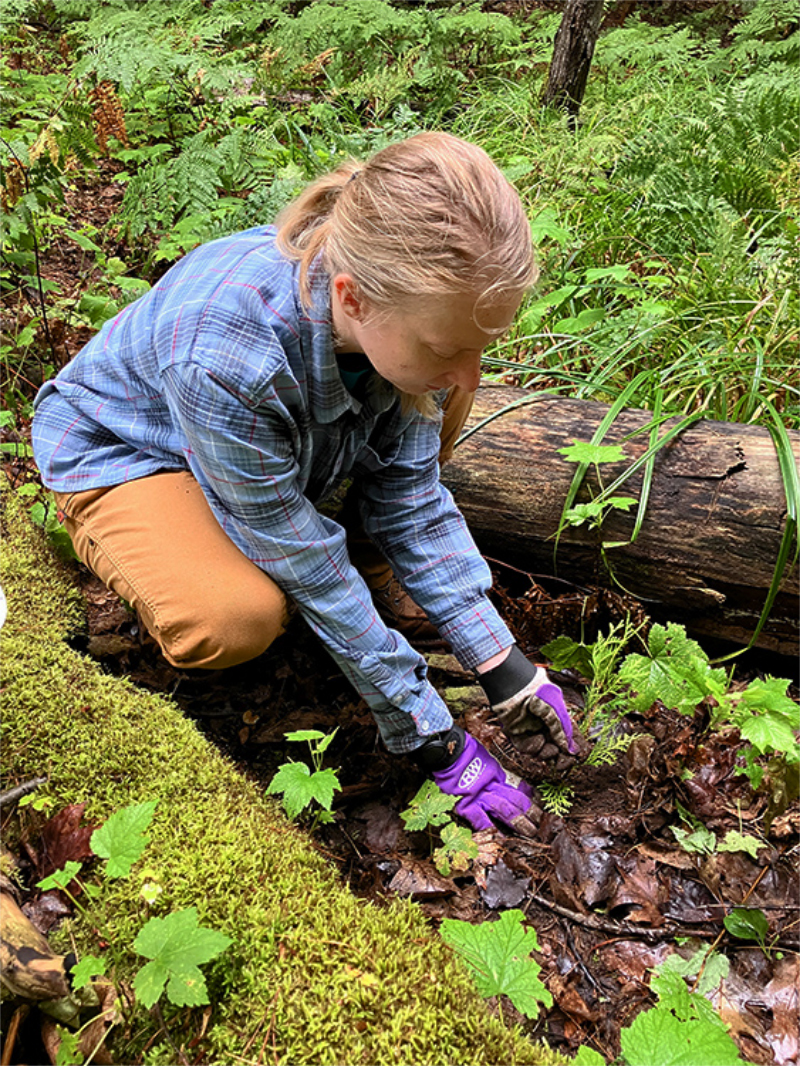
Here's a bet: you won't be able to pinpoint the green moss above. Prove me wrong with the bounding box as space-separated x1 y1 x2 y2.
1 482 568 1065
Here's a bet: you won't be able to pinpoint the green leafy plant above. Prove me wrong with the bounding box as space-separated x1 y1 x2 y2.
400 779 458 831
266 729 341 829
723 907 771 954
35 801 233 1022
557 440 637 535
90 799 157 878
619 946 746 1065
670 802 767 860
618 623 730 716
617 623 798 805
538 781 575 817
400 780 477 878
433 821 478 877
132 907 232 1009
440 909 553 1022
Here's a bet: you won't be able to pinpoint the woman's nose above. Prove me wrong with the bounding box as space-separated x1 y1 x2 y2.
450 352 482 393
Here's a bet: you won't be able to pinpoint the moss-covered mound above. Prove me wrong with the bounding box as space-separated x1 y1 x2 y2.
1 483 567 1066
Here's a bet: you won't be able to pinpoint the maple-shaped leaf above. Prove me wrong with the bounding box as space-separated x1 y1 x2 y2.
133 907 232 1009
70 955 107 990
619 623 729 715
433 821 478 876
717 830 765 859
654 947 730 1001
558 441 627 465
620 1002 743 1066
441 909 552 1019
731 677 799 756
266 762 340 820
736 677 799 725
91 801 158 878
401 780 458 831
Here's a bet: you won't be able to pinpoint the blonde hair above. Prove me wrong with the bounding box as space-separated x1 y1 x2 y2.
276 131 537 414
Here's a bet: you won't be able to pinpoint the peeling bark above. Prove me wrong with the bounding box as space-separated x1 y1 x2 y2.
443 387 799 656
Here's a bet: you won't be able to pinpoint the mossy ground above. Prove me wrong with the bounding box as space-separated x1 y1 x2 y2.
1 481 568 1066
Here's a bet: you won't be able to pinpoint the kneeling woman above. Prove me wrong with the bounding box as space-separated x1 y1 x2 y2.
32 132 578 833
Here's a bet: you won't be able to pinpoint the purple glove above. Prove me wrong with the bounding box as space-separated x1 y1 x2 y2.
432 731 537 834
479 646 581 769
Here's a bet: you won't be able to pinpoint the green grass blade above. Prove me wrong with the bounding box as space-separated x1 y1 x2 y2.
745 397 799 648
596 412 704 501
631 387 663 543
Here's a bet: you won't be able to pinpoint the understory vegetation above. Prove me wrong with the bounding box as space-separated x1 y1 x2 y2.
2 2 799 1065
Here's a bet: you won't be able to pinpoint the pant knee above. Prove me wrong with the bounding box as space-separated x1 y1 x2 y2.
149 586 291 670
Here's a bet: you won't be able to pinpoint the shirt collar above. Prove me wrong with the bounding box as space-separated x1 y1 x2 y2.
301 263 396 424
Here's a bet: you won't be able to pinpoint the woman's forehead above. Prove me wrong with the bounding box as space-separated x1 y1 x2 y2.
415 291 520 343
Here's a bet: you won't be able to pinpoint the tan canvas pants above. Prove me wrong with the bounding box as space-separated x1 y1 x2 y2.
54 386 474 669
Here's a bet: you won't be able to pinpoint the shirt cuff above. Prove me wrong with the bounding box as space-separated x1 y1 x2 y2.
438 598 515 671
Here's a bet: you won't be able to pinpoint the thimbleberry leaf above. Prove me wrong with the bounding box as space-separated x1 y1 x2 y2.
91 801 158 878
441 909 552 1019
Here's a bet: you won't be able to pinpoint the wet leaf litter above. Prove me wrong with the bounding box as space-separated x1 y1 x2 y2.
54 562 799 1065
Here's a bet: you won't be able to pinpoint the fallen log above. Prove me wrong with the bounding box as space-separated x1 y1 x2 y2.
442 386 799 657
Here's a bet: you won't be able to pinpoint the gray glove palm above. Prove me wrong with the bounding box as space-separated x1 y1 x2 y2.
479 646 581 771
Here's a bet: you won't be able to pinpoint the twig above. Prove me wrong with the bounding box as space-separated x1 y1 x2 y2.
530 893 681 942
0 1004 29 1066
562 919 602 994
0 776 48 806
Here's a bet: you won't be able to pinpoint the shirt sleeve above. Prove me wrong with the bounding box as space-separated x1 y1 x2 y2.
354 405 515 670
160 360 452 754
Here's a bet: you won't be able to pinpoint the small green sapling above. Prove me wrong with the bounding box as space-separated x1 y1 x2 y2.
266 729 341 829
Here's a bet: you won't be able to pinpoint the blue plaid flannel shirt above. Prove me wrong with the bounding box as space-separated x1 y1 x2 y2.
32 226 514 752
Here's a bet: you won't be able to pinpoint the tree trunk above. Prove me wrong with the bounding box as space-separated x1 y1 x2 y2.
541 0 605 120
442 387 799 657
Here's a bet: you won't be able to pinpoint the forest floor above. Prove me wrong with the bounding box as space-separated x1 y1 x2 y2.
30 559 793 1066
3 158 799 1066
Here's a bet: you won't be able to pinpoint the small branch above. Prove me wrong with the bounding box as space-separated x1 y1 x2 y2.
0 777 48 807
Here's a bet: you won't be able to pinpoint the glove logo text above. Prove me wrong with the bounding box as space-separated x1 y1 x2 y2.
458 757 483 790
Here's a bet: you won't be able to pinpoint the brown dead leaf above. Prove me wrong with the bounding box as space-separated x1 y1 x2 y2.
388 860 455 900
480 859 530 910
551 831 616 911
762 956 799 1066
30 804 98 882
608 856 665 925
636 841 695 870
75 978 119 1065
22 892 72 935
625 735 656 788
355 803 402 853
712 975 766 1046
598 940 672 984
769 809 800 838
471 830 501 890
548 973 599 1022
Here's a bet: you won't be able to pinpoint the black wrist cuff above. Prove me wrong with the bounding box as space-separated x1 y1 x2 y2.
478 645 537 705
411 725 466 772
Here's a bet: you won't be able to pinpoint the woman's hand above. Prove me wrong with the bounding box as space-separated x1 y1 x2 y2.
413 726 541 836
477 645 583 771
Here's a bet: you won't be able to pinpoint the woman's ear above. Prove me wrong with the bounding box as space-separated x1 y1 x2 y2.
331 273 368 323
